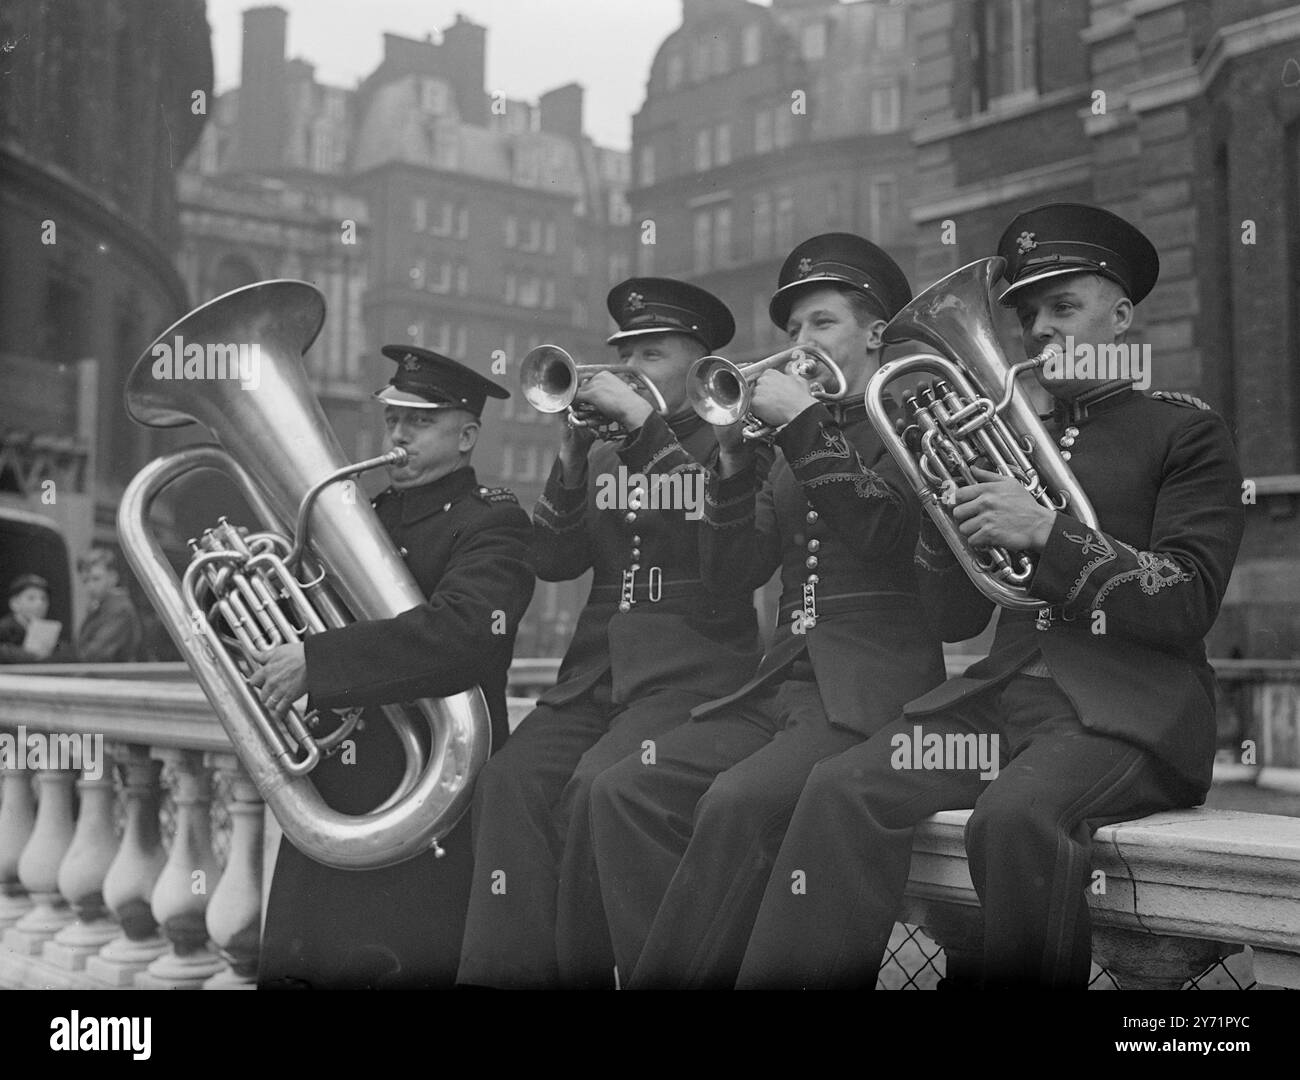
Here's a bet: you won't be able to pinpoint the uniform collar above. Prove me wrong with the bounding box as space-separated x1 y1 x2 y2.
1046 380 1136 426
665 406 706 440
385 466 478 525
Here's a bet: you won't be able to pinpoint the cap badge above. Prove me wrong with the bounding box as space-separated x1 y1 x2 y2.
402 354 422 371
1016 231 1038 255
797 257 813 277
626 291 645 312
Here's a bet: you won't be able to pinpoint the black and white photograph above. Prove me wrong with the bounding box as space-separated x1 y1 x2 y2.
0 0 1296 1053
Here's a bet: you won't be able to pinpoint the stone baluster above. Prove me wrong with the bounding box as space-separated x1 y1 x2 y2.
87 745 169 987
1092 926 1231 990
43 753 122 984
0 746 36 930
136 749 223 989
4 766 78 987
203 753 264 988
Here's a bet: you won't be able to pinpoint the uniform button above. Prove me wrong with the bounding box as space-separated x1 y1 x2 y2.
1064 426 1079 438
618 601 631 613
443 502 451 512
625 512 638 524
1059 436 1075 448
1060 450 1072 461
807 574 819 584
632 535 642 545
807 539 820 553
631 548 641 560
399 547 409 557
629 563 640 572
805 556 819 570
806 510 818 524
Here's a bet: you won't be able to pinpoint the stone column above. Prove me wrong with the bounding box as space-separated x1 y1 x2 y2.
85 745 169 987
136 749 223 989
0 749 36 930
203 753 264 988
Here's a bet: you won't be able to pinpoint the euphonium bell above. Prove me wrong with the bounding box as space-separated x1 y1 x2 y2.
687 344 848 441
119 279 492 870
519 344 667 440
863 256 1099 611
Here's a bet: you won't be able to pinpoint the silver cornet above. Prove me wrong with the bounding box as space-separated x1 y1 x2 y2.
519 344 668 441
687 344 848 441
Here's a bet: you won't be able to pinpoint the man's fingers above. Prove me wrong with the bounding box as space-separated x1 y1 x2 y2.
969 467 1003 483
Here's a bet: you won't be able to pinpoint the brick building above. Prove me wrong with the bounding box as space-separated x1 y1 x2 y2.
0 0 211 631
184 8 634 655
907 0 1300 658
630 0 918 360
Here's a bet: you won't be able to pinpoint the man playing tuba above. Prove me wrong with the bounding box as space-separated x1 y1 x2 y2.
737 204 1246 990
253 347 535 989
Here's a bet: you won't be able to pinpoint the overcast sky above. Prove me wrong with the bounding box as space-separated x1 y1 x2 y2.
206 0 758 150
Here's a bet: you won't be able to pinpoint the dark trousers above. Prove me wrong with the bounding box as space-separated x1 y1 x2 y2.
736 675 1196 989
588 676 863 988
456 681 706 988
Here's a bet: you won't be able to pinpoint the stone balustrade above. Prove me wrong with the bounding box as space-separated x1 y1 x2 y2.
0 661 1298 989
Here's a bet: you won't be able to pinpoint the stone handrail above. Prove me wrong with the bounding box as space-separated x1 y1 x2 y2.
1 662 1298 989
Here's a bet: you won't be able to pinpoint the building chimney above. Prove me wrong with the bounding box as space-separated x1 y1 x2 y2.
237 5 289 171
440 14 488 126
539 83 584 143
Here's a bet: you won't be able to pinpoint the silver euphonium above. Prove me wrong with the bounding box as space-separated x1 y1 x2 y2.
687 344 848 441
118 280 492 869
519 344 667 440
864 256 1099 610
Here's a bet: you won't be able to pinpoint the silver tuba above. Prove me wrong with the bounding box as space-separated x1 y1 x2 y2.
118 280 492 869
864 256 1099 610
687 344 848 441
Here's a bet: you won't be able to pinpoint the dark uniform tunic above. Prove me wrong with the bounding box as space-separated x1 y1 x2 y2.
589 398 946 989
258 465 534 989
738 386 1246 989
457 409 761 988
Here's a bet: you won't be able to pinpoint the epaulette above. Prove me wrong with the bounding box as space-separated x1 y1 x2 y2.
475 485 520 506
1151 390 1212 411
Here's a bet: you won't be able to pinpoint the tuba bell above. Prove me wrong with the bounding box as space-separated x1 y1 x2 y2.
687 344 848 441
519 344 667 441
864 256 1099 610
118 280 492 869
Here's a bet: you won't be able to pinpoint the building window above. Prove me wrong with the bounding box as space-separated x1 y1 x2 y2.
409 259 426 289
639 145 655 187
505 271 517 304
712 35 730 75
430 262 452 293
975 0 1039 111
755 109 773 154
775 190 795 252
869 176 899 243
456 325 468 357
871 82 901 133
543 279 556 309
412 197 427 232
774 107 793 149
715 123 732 166
695 127 712 172
667 50 684 90
714 205 732 269
544 221 557 254
609 190 632 226
609 253 630 282
457 207 469 238
802 22 826 61
505 215 518 248
877 8 905 51
693 39 711 82
752 192 772 260
574 300 589 327
693 210 713 273
456 264 469 296
742 24 762 66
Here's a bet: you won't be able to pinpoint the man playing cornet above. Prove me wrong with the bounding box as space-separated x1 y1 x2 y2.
737 203 1246 990
588 234 946 988
457 278 761 988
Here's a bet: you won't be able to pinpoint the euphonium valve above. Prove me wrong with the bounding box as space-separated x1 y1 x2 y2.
864 256 1098 611
119 280 493 870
